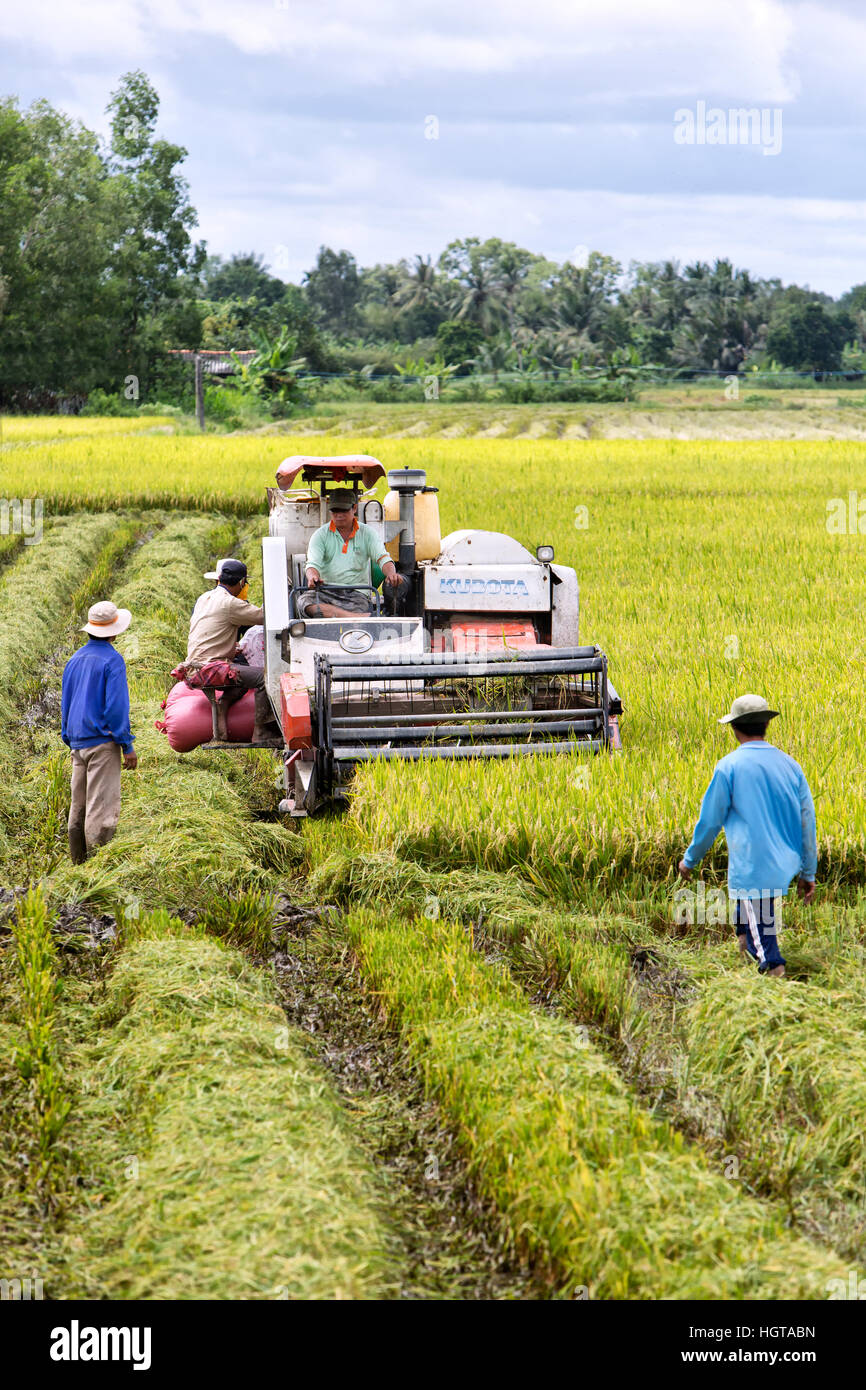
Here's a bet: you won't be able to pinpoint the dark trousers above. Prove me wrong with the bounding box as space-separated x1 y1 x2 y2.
735 897 786 972
297 574 411 617
219 664 275 730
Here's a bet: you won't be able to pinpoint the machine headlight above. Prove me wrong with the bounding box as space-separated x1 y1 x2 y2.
536 544 555 564
289 620 306 638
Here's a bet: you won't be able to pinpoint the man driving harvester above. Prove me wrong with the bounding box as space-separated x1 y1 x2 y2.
298 488 409 618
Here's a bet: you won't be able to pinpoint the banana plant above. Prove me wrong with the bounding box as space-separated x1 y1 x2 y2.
231 327 307 406
394 353 459 383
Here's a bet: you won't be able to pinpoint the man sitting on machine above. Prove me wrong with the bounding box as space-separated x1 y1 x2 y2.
298 488 409 618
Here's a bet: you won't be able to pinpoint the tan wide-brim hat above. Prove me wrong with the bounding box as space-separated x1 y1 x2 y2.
719 693 780 725
82 600 132 639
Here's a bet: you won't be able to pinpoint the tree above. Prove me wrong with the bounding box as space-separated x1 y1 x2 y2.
203 252 287 306
435 320 484 373
437 237 508 334
670 259 771 373
393 254 445 339
551 253 623 350
231 326 307 416
619 260 688 364
358 261 405 340
103 70 204 387
395 254 437 312
0 97 116 400
481 239 536 339
766 299 855 373
302 246 361 336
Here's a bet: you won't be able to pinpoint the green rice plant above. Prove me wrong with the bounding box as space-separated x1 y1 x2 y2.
346 907 847 1299
0 963 46 1277
0 415 176 443
68 517 150 618
199 889 279 953
0 532 26 571
51 914 398 1299
686 971 866 1201
0 514 118 709
308 843 641 1036
24 751 70 862
306 845 544 934
10 888 71 1177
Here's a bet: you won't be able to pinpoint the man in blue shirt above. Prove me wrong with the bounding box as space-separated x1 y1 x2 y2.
61 600 137 864
678 694 817 978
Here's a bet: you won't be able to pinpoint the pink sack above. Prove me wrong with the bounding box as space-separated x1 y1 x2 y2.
155 681 256 752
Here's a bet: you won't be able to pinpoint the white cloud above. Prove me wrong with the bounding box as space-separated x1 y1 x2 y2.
4 0 866 290
193 155 866 294
2 0 800 94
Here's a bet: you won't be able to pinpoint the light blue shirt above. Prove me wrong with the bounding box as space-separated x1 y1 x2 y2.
683 741 817 897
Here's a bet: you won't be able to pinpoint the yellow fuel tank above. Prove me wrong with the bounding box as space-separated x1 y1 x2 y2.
383 489 442 562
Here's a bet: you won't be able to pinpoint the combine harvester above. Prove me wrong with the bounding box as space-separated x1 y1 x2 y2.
261 455 622 816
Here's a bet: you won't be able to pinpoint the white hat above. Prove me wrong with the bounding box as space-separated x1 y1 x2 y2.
82 600 132 639
204 557 239 581
719 693 779 725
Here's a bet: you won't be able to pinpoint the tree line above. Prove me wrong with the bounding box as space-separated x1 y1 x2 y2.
2 72 865 413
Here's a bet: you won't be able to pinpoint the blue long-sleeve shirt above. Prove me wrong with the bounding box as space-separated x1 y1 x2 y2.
683 741 817 896
61 638 134 754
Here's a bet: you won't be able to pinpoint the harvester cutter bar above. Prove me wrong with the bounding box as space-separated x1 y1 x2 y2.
332 719 600 741
326 656 605 682
333 740 607 762
332 706 602 727
327 644 601 669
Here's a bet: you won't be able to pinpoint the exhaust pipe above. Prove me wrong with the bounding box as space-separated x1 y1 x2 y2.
387 467 426 576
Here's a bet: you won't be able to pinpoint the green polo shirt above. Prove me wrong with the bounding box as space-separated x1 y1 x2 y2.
306 521 391 589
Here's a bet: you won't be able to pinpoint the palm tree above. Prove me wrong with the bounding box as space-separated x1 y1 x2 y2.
451 261 507 335
394 254 438 313
674 259 761 371
437 238 508 335
470 339 518 382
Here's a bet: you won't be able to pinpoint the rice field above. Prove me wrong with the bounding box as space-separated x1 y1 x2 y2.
1 412 864 1301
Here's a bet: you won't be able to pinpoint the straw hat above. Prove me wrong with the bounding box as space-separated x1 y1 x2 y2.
718 693 779 725
82 600 132 639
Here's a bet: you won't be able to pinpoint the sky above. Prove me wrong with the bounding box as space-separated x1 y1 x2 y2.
3 0 865 295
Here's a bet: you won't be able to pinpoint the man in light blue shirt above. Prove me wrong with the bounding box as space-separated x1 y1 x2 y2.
678 694 817 978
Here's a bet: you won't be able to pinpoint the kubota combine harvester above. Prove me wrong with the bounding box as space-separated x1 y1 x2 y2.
261 455 622 815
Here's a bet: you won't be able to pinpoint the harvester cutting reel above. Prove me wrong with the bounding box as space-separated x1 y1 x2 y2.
275 640 621 815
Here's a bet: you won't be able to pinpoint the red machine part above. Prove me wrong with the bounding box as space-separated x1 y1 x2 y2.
448 619 540 655
279 672 313 749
